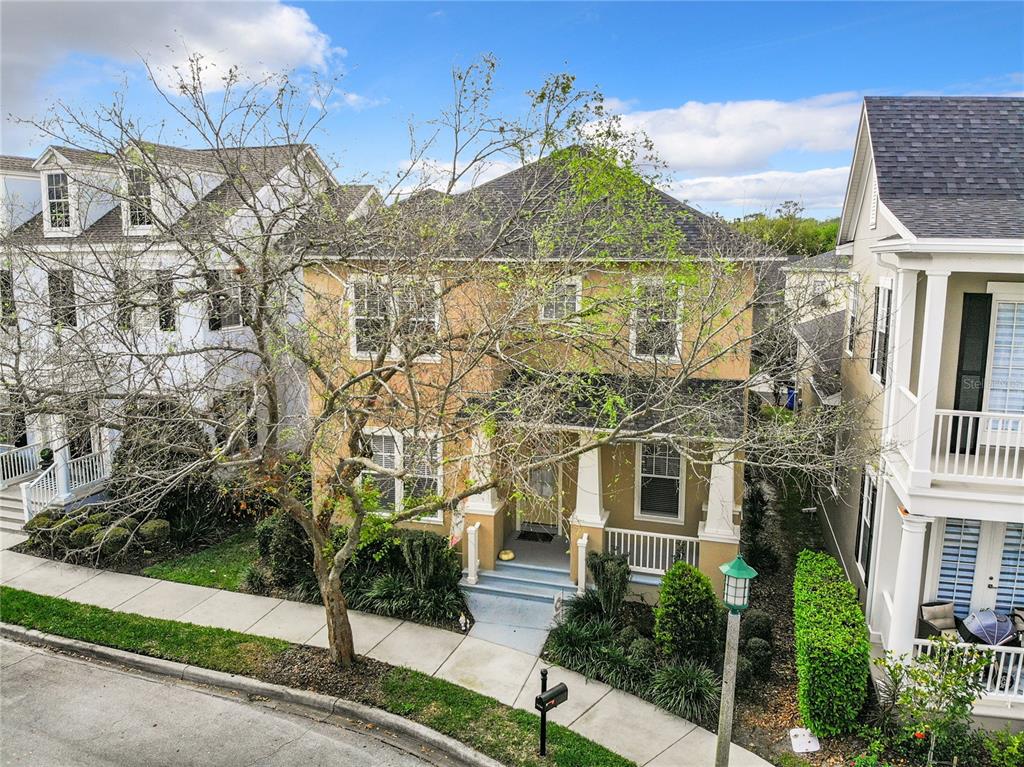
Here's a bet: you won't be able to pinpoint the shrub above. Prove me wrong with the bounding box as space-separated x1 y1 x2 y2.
254 514 277 560
69 523 101 550
24 513 53 533
793 550 870 737
87 511 113 527
739 609 773 645
648 660 720 725
741 637 773 681
543 617 616 676
628 637 659 667
593 642 652 695
138 519 171 545
743 538 780 576
586 550 631 622
93 526 131 557
984 728 1024 767
267 512 314 590
654 561 722 663
113 516 140 532
562 590 605 625
241 563 271 596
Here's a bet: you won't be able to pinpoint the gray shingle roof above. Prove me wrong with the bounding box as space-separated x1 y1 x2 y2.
864 97 1024 238
0 155 35 173
794 310 847 399
783 249 848 273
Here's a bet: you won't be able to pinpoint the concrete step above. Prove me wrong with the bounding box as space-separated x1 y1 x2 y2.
481 568 574 594
462 559 577 605
0 520 24 534
493 560 571 580
460 578 561 604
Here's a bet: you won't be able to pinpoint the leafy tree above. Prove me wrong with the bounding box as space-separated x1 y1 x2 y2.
735 201 839 257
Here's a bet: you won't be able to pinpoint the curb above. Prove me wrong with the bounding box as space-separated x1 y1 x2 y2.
1 622 505 767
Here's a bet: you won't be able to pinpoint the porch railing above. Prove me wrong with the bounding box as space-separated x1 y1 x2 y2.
931 410 1024 484
23 462 58 520
912 638 1024 702
605 527 699 576
22 450 108 520
0 442 41 488
68 451 105 489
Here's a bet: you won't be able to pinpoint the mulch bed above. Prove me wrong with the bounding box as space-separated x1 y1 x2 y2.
261 645 392 705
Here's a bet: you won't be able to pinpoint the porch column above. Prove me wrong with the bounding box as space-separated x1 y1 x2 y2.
569 443 607 586
53 443 71 499
882 268 918 450
888 512 930 657
909 271 949 489
463 429 501 571
699 447 741 596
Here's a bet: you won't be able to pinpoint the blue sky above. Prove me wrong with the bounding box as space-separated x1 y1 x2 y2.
3 1 1022 218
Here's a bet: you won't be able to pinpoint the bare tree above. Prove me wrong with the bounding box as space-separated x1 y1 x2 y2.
1 54 875 667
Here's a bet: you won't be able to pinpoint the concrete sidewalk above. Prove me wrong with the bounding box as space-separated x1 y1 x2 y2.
0 547 770 766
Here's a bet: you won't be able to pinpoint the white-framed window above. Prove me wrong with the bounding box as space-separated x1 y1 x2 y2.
635 441 684 523
528 464 558 499
368 433 399 511
853 467 877 582
126 168 154 228
114 270 175 332
846 275 860 356
365 431 443 523
207 270 244 330
540 278 581 322
869 280 892 384
985 284 1024 431
350 278 440 360
1 269 16 326
632 280 680 359
46 172 71 230
48 269 77 327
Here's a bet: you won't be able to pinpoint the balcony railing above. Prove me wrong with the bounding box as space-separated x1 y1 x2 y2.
931 409 1024 484
0 442 41 488
605 527 698 575
913 638 1024 702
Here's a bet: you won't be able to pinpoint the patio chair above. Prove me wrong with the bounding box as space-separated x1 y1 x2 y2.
918 601 963 640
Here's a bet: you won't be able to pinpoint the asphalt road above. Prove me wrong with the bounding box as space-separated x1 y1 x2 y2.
0 639 442 766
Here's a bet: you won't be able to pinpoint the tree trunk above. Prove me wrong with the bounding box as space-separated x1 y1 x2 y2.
321 567 356 667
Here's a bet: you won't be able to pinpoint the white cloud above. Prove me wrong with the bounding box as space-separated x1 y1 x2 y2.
669 166 850 216
1 0 347 143
614 93 861 174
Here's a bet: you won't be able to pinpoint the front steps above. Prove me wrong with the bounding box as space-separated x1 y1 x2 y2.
0 485 25 534
462 560 576 604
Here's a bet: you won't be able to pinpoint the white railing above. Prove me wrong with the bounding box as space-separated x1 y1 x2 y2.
931 410 1024 484
22 450 108 520
890 386 918 463
23 462 58 520
913 638 1024 702
0 442 41 489
605 527 699 575
466 522 481 585
68 451 105 490
576 533 589 596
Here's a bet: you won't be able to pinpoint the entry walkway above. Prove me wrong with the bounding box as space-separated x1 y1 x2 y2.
0 547 770 767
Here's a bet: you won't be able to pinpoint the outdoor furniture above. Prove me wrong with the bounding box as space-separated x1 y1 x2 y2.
961 609 1018 646
918 601 964 640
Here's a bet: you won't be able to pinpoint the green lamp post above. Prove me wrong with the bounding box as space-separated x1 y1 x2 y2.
715 554 758 767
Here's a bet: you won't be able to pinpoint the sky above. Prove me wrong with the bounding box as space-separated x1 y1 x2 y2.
2 1 1022 219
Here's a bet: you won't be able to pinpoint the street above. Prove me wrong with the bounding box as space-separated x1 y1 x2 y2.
0 639 440 766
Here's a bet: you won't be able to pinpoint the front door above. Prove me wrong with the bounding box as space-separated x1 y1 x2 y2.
518 463 562 534
933 518 1024 616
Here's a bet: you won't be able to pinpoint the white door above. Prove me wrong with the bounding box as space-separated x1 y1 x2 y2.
982 296 1024 442
933 519 1024 616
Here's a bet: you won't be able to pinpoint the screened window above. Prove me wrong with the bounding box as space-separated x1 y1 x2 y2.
405 437 442 521
853 469 877 582
638 442 682 520
846 280 859 354
869 284 891 383
368 434 398 511
394 284 439 357
936 518 981 617
352 282 390 355
0 269 15 326
352 280 438 358
633 282 679 358
541 280 580 321
126 168 154 227
48 269 77 327
988 300 1024 430
46 172 70 229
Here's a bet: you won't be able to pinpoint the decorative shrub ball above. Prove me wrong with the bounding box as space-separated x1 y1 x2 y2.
138 519 170 545
23 513 53 534
113 516 140 532
654 561 723 664
739 609 774 646
69 523 102 550
93 525 131 557
87 511 114 527
742 637 773 680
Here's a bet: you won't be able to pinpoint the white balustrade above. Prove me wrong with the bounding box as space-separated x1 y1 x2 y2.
22 450 109 520
913 638 1024 702
605 527 699 575
890 386 918 463
0 442 41 488
23 463 58 520
67 452 105 489
576 533 589 596
931 410 1024 483
466 522 481 585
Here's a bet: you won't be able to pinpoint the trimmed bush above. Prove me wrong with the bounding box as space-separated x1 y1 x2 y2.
654 561 722 663
138 519 171 545
793 550 870 737
69 523 101 550
87 511 113 527
739 608 773 645
587 550 631 622
742 637 773 681
113 516 140 532
93 525 131 557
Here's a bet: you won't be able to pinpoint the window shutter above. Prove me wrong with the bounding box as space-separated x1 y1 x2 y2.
936 518 981 617
996 523 1024 614
206 271 223 331
869 287 880 372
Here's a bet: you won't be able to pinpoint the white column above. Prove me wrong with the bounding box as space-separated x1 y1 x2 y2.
891 268 918 391
464 428 499 516
576 533 589 596
888 513 930 657
701 448 739 541
466 522 481 585
54 444 71 498
572 445 606 526
909 271 949 489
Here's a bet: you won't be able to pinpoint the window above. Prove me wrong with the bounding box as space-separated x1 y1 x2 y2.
351 280 439 359
352 281 390 355
528 465 558 499
541 279 580 321
996 523 1024 615
988 299 1024 429
46 172 71 229
869 282 891 383
637 442 682 521
853 468 877 582
936 518 981 617
126 168 154 227
404 436 442 521
48 269 76 327
846 278 859 355
207 270 244 330
368 433 398 511
214 389 258 454
115 270 175 331
633 281 679 358
0 269 15 326
394 284 439 358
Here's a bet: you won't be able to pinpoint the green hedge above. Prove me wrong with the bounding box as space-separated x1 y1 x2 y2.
793 550 870 737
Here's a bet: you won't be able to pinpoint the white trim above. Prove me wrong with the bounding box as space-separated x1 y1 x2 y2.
346 276 442 363
872 238 1024 256
869 276 893 385
41 170 76 237
538 275 583 323
629 276 682 363
633 440 687 526
845 272 861 358
855 465 878 582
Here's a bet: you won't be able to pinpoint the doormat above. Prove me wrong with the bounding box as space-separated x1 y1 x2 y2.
517 530 554 543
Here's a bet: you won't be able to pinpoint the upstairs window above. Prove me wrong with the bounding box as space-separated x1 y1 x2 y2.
48 269 77 327
46 172 71 229
352 281 390 355
0 269 16 326
207 270 245 330
846 278 859 355
394 284 439 358
540 279 581 321
637 442 683 521
633 281 679 359
115 270 175 331
126 168 154 227
869 282 892 384
351 280 439 359
854 468 877 583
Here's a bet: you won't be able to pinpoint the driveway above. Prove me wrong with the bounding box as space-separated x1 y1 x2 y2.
0 639 442 767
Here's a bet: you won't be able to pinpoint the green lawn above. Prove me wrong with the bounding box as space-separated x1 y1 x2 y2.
0 586 634 767
143 529 256 590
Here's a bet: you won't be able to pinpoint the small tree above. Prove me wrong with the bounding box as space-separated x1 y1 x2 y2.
654 561 722 663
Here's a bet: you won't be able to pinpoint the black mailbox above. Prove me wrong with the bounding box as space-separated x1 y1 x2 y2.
535 683 568 712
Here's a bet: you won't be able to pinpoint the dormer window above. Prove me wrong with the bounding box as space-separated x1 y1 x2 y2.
46 172 71 229
126 168 154 227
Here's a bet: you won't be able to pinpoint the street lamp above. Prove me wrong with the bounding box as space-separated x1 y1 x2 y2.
715 554 758 767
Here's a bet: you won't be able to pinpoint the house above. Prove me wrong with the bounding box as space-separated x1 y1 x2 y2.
0 143 372 529
822 97 1024 717
302 154 785 600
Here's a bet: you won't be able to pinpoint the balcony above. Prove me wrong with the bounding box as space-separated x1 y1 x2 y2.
913 638 1024 705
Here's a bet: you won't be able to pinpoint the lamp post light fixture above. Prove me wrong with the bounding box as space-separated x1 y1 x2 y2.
715 554 758 767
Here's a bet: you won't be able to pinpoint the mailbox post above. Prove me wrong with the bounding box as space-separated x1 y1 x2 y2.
534 668 568 756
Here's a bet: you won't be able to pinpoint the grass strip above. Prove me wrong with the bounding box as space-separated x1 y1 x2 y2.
0 586 634 767
0 586 287 675
143 529 257 590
